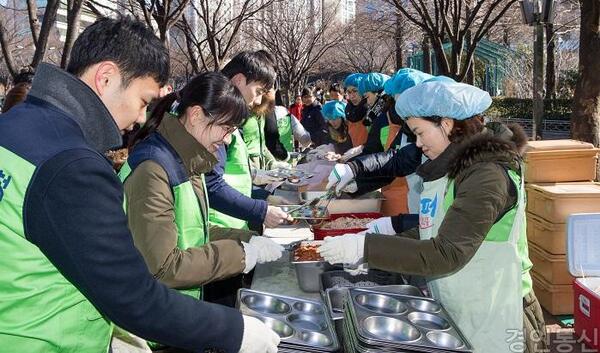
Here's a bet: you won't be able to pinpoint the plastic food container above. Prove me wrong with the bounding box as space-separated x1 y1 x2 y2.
525 140 599 183
526 212 567 255
312 213 383 240
526 183 600 223
532 270 573 315
528 243 572 285
300 191 384 214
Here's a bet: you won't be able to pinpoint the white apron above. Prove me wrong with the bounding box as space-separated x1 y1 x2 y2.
418 175 524 353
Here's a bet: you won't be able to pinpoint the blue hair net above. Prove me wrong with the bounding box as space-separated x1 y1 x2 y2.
383 68 434 96
344 73 365 89
358 73 390 96
322 100 347 120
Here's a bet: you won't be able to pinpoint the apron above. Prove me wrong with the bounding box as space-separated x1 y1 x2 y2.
419 175 524 353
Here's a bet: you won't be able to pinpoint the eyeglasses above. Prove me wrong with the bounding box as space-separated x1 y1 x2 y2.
220 125 238 139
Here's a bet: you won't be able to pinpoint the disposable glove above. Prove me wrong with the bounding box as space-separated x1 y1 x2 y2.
270 161 291 170
318 233 366 266
344 263 369 276
340 145 364 162
365 217 396 235
264 206 293 228
241 241 258 273
239 315 280 353
249 236 284 263
266 195 293 206
253 169 281 186
326 163 357 194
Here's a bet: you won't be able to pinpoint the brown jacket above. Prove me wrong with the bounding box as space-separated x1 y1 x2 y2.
364 123 527 276
124 116 255 289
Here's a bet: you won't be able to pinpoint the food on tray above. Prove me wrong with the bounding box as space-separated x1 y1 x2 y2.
320 217 376 230
294 243 323 262
287 176 301 183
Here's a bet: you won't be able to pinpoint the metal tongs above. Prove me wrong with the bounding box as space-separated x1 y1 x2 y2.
285 188 336 216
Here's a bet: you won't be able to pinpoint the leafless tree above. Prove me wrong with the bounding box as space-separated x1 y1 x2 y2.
136 0 192 45
571 0 600 155
250 0 345 99
383 0 518 81
174 0 276 73
60 0 86 68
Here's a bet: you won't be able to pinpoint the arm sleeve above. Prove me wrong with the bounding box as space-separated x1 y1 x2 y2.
364 162 511 277
124 161 246 289
291 115 312 147
205 145 268 222
24 149 243 353
361 114 385 155
264 113 289 160
349 143 421 179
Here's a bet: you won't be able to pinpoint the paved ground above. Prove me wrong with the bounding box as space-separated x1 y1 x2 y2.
545 310 593 353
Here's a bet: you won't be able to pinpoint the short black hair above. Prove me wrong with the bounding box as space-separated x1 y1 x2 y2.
67 17 169 87
301 86 314 97
329 83 344 94
221 50 277 89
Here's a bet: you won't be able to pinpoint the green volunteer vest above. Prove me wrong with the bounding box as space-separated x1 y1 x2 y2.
118 160 208 300
241 115 265 164
277 113 294 152
0 146 113 353
208 129 252 230
379 125 390 150
444 168 533 297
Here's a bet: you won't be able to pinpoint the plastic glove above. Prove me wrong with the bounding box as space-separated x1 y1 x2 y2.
344 263 369 276
318 233 366 266
326 163 357 194
340 145 364 162
365 217 396 235
241 242 258 273
239 315 280 353
264 206 293 228
270 161 291 170
249 236 284 263
253 169 281 186
266 195 293 206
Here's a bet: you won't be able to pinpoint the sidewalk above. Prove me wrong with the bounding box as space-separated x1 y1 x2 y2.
545 310 591 353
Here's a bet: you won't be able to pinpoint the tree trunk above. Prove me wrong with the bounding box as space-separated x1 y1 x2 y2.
395 12 403 70
0 18 18 78
30 0 60 68
465 29 474 84
545 23 557 99
61 0 84 69
26 0 40 47
571 0 600 150
422 35 432 74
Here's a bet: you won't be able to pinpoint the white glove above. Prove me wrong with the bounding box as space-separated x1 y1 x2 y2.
270 161 291 170
266 195 293 206
318 233 366 266
239 315 280 353
253 169 281 186
326 163 357 194
264 206 293 228
340 145 364 162
250 236 284 263
242 242 258 273
366 217 396 235
344 262 369 276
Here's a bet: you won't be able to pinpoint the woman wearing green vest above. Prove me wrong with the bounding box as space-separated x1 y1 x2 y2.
319 80 546 353
241 90 280 171
120 73 284 311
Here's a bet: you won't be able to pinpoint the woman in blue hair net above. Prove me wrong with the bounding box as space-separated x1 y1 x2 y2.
319 80 547 353
322 100 353 154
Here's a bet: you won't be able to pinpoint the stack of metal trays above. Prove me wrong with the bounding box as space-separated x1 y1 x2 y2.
320 270 420 320
237 289 340 353
341 287 473 353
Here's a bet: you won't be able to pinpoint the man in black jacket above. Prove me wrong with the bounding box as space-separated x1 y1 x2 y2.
0 18 277 353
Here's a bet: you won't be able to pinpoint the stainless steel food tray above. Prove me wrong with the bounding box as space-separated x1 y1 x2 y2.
345 287 473 352
289 241 341 292
237 289 340 352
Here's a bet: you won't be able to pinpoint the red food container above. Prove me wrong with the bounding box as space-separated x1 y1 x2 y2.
568 213 600 351
312 213 382 240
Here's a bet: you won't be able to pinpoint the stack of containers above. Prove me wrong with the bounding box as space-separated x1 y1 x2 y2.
524 140 600 315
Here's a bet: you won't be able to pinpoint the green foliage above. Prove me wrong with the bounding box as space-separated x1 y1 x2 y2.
487 97 573 121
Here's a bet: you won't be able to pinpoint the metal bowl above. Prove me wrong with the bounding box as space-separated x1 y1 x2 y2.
355 293 408 314
258 316 295 339
408 299 441 313
407 312 450 330
242 294 291 315
293 301 324 315
362 316 421 342
287 313 328 331
300 331 333 347
426 331 464 349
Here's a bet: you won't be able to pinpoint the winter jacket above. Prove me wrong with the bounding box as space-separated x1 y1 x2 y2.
265 109 289 160
0 63 244 352
361 111 389 155
301 101 329 146
289 103 303 121
364 123 529 279
123 116 254 289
